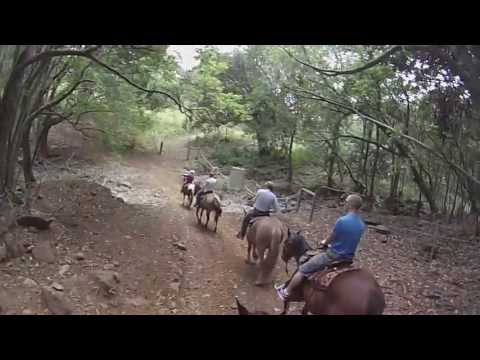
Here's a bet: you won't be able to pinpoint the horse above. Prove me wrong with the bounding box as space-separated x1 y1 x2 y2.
181 182 200 208
245 216 288 286
235 297 270 315
281 229 312 274
280 232 385 315
196 192 222 232
181 183 196 208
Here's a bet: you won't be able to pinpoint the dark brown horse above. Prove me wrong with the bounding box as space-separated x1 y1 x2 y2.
281 234 385 315
196 192 222 232
235 297 270 315
245 216 288 286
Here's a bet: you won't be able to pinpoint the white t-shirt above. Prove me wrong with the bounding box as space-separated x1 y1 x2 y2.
204 177 217 191
254 189 280 212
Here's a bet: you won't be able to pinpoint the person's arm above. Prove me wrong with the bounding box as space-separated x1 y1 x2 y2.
271 195 280 213
320 219 341 246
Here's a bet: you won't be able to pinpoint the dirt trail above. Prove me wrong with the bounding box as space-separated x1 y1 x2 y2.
121 139 287 315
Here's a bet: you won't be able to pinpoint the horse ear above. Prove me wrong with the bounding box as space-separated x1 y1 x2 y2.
235 297 250 315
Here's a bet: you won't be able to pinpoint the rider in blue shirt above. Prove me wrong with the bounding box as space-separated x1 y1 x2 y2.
276 194 365 301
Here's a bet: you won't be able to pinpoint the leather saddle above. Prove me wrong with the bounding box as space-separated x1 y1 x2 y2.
248 213 270 227
307 259 355 290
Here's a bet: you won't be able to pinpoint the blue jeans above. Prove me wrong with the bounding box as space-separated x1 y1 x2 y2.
299 250 349 276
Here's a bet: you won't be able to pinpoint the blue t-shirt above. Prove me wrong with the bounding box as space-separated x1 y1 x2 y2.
329 212 365 260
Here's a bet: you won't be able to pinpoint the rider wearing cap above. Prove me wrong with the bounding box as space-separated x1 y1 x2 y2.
181 170 195 193
236 181 280 240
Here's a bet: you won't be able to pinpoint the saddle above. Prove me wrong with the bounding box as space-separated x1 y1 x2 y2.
247 212 270 227
307 260 356 290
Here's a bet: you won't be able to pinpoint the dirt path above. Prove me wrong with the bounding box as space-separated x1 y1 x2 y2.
120 139 288 315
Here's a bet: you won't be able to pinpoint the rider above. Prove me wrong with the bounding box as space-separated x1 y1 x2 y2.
236 181 280 240
181 170 195 193
195 173 217 207
275 194 365 301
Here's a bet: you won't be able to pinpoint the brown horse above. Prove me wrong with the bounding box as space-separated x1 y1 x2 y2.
181 183 196 208
281 236 385 315
196 192 222 232
245 216 288 286
235 297 270 315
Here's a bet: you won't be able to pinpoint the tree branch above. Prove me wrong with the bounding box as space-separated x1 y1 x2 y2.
290 86 480 187
26 79 94 125
282 46 403 77
81 53 185 112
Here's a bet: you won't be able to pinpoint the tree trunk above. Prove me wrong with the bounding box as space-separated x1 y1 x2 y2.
449 181 460 222
37 127 50 159
287 129 296 187
22 124 35 185
362 123 373 186
410 163 438 213
390 153 401 198
369 125 380 197
443 173 451 214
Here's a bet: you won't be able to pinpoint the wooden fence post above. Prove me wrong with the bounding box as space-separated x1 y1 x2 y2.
296 190 302 213
309 193 317 223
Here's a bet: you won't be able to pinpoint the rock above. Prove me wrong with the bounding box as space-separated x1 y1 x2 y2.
32 241 56 263
103 263 115 270
91 270 120 297
28 226 40 233
113 261 120 267
173 242 187 251
372 225 391 235
23 278 38 287
124 235 132 240
22 309 33 315
74 252 85 261
41 286 73 315
125 297 150 307
52 282 64 291
0 241 7 262
169 282 180 293
59 264 70 276
118 181 132 189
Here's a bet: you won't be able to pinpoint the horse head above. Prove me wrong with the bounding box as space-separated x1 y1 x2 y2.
281 229 312 274
235 297 270 315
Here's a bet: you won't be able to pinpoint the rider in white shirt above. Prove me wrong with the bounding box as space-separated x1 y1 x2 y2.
195 173 217 207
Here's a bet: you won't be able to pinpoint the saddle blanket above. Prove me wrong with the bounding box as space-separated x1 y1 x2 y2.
308 264 357 289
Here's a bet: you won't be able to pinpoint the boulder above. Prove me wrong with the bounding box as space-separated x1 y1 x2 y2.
41 287 74 315
32 241 56 263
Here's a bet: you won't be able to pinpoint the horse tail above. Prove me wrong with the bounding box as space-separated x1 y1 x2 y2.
261 227 282 280
214 197 222 216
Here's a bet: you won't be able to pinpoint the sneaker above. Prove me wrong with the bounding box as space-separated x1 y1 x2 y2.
275 284 289 301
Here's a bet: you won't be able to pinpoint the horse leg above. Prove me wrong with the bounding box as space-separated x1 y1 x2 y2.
196 207 201 224
214 212 219 232
301 304 309 315
252 243 258 261
246 242 252 264
255 247 266 286
205 211 210 229
281 301 290 315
